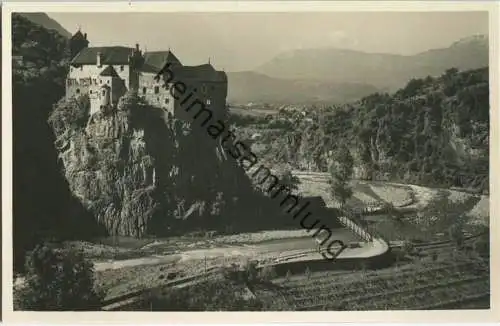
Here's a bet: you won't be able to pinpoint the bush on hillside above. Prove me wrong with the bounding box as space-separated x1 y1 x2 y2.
48 95 90 136
16 243 105 311
473 234 490 259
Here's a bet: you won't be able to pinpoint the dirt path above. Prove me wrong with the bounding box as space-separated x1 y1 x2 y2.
93 231 363 272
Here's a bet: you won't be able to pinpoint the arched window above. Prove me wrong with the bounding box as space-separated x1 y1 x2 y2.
76 88 80 94
165 98 170 104
120 65 124 71
154 86 159 94
142 87 147 94
102 89 106 96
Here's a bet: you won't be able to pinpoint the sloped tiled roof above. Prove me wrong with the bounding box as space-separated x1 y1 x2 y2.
176 64 227 82
138 62 162 74
144 51 181 69
99 65 119 77
71 46 134 65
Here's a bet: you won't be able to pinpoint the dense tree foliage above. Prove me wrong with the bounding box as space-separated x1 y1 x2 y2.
15 243 104 310
12 14 104 272
328 145 354 207
232 67 489 193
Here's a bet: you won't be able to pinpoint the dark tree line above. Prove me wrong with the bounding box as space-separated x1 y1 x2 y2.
12 14 104 272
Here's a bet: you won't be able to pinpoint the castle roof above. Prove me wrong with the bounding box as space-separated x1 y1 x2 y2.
176 64 227 82
153 63 226 83
99 65 120 77
71 30 85 40
71 46 134 65
143 51 182 71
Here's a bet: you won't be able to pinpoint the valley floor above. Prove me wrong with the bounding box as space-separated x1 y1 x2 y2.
15 178 489 310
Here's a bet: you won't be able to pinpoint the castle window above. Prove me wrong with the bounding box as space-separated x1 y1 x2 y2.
76 88 80 94
206 99 211 105
142 87 147 94
90 90 92 94
165 98 170 104
100 80 102 84
102 90 106 96
120 65 124 71
154 86 159 94
107 80 110 84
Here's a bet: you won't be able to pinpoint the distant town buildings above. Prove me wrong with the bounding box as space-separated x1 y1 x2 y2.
66 29 227 116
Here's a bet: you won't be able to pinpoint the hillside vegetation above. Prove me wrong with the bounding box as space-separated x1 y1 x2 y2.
12 14 93 272
18 13 72 38
231 67 489 193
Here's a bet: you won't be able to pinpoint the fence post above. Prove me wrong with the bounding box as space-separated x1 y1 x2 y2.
204 255 207 281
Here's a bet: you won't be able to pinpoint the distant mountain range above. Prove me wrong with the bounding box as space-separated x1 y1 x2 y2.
22 13 488 105
228 35 487 104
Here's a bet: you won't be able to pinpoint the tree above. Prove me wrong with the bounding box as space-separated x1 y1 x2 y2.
329 145 354 207
275 166 300 192
17 243 104 311
473 235 490 259
420 192 477 245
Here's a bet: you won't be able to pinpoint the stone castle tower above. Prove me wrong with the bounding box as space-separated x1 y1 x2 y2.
69 29 89 59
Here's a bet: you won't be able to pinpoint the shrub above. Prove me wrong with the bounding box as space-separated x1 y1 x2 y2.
473 238 490 259
242 260 259 283
257 265 277 282
305 267 311 279
222 261 259 284
16 243 104 311
401 241 415 256
222 263 241 282
48 95 90 136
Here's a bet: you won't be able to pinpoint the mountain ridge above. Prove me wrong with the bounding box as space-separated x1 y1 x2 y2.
18 13 71 38
252 34 488 93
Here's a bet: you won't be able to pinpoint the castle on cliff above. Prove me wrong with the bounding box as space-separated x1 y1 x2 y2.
66 29 228 116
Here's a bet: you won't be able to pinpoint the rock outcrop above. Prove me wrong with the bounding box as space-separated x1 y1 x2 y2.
49 92 283 237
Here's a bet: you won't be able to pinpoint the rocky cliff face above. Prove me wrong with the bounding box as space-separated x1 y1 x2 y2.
49 92 280 237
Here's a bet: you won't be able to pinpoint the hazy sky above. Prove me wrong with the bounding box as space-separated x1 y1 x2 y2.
48 12 488 71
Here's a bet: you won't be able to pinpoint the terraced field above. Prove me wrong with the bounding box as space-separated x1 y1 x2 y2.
255 255 489 310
